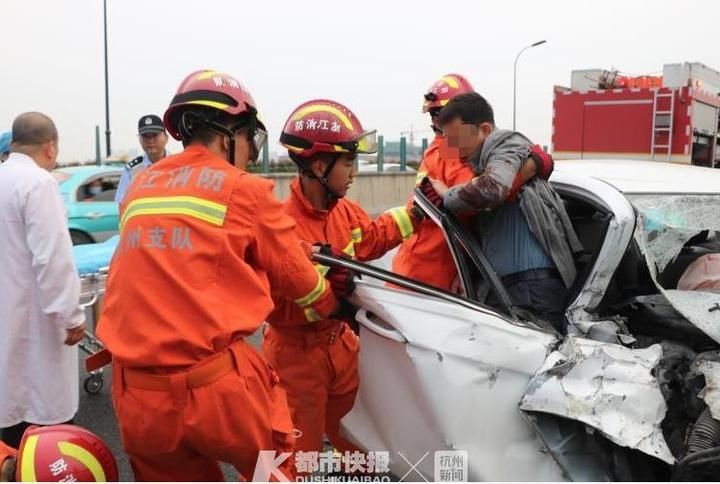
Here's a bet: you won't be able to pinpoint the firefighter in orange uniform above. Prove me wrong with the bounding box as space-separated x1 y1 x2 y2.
392 74 477 291
97 71 341 481
263 99 422 456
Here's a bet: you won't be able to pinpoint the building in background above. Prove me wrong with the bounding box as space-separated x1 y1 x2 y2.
552 62 720 166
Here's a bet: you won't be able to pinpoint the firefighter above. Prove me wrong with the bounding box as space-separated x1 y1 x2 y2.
0 424 118 482
392 74 477 291
97 71 343 481
264 99 422 457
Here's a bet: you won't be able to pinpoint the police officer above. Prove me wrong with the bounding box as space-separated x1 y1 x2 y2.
114 114 169 202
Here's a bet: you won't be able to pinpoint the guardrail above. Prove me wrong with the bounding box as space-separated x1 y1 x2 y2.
255 135 430 174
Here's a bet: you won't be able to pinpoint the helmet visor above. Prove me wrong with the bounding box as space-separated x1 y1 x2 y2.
354 129 377 154
253 127 268 154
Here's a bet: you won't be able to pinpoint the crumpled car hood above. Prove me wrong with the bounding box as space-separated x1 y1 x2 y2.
520 337 675 464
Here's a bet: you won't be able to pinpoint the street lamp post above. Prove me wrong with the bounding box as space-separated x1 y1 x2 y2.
103 0 111 158
513 40 546 131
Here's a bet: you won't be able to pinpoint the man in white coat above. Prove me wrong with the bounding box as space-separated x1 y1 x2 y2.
0 112 85 448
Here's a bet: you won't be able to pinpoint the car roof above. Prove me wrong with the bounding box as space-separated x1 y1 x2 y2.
55 165 123 177
553 159 720 194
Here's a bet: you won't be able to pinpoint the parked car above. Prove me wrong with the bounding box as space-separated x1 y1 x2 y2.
52 166 122 245
317 159 720 481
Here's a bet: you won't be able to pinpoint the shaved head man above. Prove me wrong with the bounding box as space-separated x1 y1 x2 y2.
10 112 59 171
0 111 84 449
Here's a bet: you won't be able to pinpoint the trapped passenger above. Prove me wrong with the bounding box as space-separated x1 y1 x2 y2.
426 93 582 332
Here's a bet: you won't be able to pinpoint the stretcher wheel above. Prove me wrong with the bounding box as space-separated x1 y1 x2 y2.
84 374 104 395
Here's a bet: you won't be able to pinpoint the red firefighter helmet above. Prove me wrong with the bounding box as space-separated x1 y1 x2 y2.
422 73 475 113
163 69 266 141
280 99 377 159
16 425 118 482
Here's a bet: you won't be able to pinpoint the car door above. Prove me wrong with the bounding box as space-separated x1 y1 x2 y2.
72 172 121 242
332 191 564 481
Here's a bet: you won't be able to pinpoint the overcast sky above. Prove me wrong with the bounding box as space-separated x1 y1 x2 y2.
1 0 718 162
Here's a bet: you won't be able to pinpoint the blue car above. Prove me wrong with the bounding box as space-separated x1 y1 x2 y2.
52 165 123 245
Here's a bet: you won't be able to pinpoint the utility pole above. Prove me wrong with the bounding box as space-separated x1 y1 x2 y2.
513 40 547 131
103 0 111 157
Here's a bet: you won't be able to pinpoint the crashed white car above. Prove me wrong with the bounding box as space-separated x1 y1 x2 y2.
316 160 720 481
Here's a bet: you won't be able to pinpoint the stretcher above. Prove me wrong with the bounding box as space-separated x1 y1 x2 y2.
74 236 118 394
78 270 108 393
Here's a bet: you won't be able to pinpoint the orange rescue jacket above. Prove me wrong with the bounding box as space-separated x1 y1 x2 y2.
392 135 475 291
97 145 337 368
0 441 16 474
267 177 415 328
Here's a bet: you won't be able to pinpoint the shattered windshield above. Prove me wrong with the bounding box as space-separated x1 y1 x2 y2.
629 193 720 343
629 194 720 275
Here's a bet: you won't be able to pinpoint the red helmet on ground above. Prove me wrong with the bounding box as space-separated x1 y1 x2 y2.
16 425 118 482
280 99 377 159
422 73 475 113
163 69 267 149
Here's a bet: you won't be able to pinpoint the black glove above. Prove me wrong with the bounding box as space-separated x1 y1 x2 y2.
316 244 357 299
408 204 426 224
337 300 360 335
327 265 356 299
420 177 443 209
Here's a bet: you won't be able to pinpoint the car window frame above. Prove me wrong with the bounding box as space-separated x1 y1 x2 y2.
549 174 637 317
74 172 122 203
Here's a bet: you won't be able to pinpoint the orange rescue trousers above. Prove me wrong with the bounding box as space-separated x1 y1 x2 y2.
262 322 360 461
111 339 296 481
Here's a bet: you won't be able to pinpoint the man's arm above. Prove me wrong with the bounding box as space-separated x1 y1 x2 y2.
24 176 85 341
443 155 521 212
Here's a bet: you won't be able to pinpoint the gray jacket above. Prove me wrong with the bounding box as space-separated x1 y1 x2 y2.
445 129 583 288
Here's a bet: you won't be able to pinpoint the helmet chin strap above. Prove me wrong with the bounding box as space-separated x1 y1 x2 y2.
179 111 251 165
289 152 342 200
207 122 235 165
248 142 259 164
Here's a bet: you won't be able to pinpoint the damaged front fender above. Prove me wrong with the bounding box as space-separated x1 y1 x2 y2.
520 337 675 465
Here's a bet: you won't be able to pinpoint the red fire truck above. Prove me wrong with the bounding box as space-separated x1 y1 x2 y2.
552 62 720 166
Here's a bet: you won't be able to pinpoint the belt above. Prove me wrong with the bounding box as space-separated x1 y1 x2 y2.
121 349 235 392
501 268 560 287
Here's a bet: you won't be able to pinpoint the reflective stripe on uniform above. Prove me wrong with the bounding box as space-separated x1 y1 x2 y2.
315 239 356 277
304 307 322 322
343 239 356 258
120 196 227 231
294 270 327 308
386 206 414 240
314 263 331 277
415 171 428 185
351 227 362 243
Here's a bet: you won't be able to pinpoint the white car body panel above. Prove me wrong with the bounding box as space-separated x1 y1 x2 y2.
344 283 564 481
340 159 720 480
